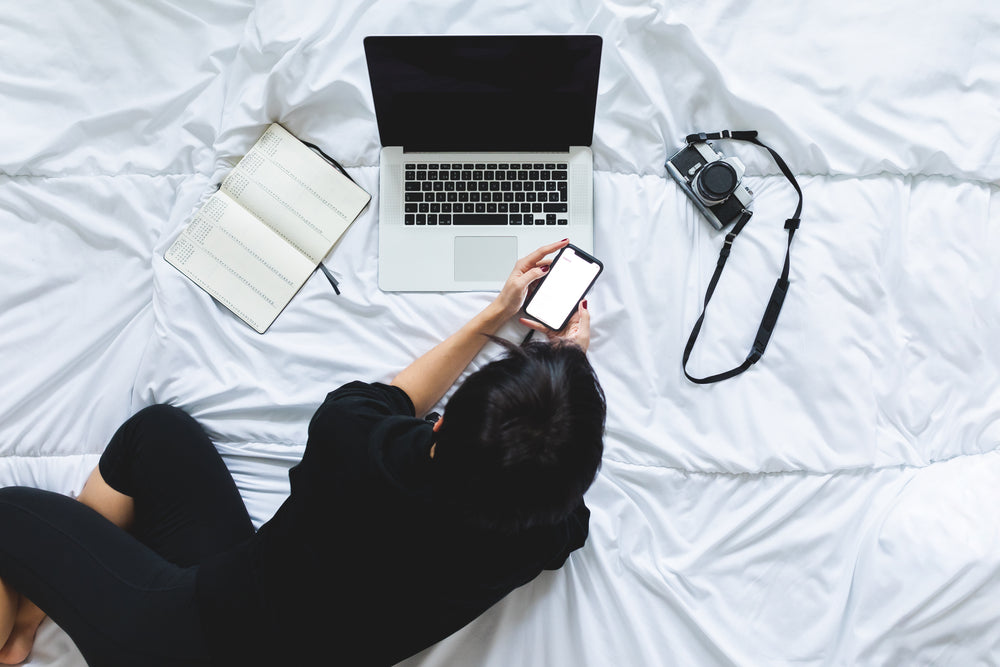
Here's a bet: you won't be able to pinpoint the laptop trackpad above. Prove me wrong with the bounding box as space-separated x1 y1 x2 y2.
454 236 517 282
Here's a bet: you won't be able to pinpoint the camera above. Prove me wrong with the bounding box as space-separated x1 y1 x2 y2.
666 138 754 230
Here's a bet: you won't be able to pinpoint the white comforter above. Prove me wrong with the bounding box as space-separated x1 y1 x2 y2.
2 1 998 665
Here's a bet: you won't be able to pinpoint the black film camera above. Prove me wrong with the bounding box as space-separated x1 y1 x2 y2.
666 135 754 230
665 129 804 384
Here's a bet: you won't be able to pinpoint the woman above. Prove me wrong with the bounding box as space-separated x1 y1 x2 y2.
0 239 606 666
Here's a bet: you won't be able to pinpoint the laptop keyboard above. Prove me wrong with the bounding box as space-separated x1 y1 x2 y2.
403 162 569 226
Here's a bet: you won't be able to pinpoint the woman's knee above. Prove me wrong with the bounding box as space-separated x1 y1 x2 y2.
0 486 46 510
100 404 211 496
130 404 198 430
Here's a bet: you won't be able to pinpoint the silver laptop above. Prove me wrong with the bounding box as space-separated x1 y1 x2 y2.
364 35 603 291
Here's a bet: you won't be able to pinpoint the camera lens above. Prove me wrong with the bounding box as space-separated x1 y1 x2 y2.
696 161 739 202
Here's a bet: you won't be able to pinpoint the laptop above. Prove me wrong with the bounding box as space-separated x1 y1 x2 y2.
364 35 602 291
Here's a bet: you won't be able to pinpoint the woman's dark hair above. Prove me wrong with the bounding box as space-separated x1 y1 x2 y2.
432 338 606 533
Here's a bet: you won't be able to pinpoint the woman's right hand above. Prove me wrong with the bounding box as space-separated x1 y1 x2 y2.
492 238 570 319
520 299 591 353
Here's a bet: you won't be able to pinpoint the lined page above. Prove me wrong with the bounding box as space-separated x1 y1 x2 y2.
221 123 371 264
165 192 315 333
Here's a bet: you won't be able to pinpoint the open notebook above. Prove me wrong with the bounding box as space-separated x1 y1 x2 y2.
166 123 370 333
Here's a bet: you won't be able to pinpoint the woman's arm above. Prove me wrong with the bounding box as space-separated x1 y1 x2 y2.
391 239 569 416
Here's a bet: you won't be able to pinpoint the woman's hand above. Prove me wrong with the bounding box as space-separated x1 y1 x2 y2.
492 238 569 319
519 299 591 352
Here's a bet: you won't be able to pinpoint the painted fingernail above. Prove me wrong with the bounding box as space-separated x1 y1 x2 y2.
561 238 568 242
582 300 588 309
542 266 549 272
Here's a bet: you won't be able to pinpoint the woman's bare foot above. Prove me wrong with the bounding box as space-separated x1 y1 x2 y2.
0 598 46 665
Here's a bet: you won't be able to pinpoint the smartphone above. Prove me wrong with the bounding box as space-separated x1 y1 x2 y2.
523 244 604 331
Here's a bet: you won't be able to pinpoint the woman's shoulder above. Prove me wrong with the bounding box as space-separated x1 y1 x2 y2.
322 381 416 417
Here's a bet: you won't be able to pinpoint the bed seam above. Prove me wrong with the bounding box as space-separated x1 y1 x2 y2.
602 444 1000 477
3 167 996 189
0 453 102 460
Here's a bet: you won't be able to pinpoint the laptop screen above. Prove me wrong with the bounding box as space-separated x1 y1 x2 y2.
365 35 602 152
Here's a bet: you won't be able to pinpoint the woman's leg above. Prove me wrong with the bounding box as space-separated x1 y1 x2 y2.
0 467 136 664
97 404 255 566
0 486 210 667
0 580 15 653
1 404 255 664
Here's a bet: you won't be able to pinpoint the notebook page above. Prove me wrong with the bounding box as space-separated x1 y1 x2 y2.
165 192 315 333
221 123 371 265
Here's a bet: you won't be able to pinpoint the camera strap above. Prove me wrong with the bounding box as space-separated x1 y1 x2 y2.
681 130 803 384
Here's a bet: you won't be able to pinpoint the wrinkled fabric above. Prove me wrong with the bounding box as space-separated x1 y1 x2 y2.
1 1 998 665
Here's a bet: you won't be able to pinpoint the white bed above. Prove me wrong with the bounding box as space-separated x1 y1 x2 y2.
2 1 998 665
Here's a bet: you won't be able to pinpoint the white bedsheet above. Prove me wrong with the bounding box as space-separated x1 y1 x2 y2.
2 1 998 665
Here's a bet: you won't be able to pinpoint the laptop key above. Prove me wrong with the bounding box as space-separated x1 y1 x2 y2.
543 203 568 212
454 213 508 225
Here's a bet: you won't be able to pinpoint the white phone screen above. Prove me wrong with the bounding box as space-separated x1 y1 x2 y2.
525 247 601 329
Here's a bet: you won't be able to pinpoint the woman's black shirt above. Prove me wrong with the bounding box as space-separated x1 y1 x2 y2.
196 381 590 666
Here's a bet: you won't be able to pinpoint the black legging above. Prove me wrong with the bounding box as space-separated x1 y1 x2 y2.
0 405 255 667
